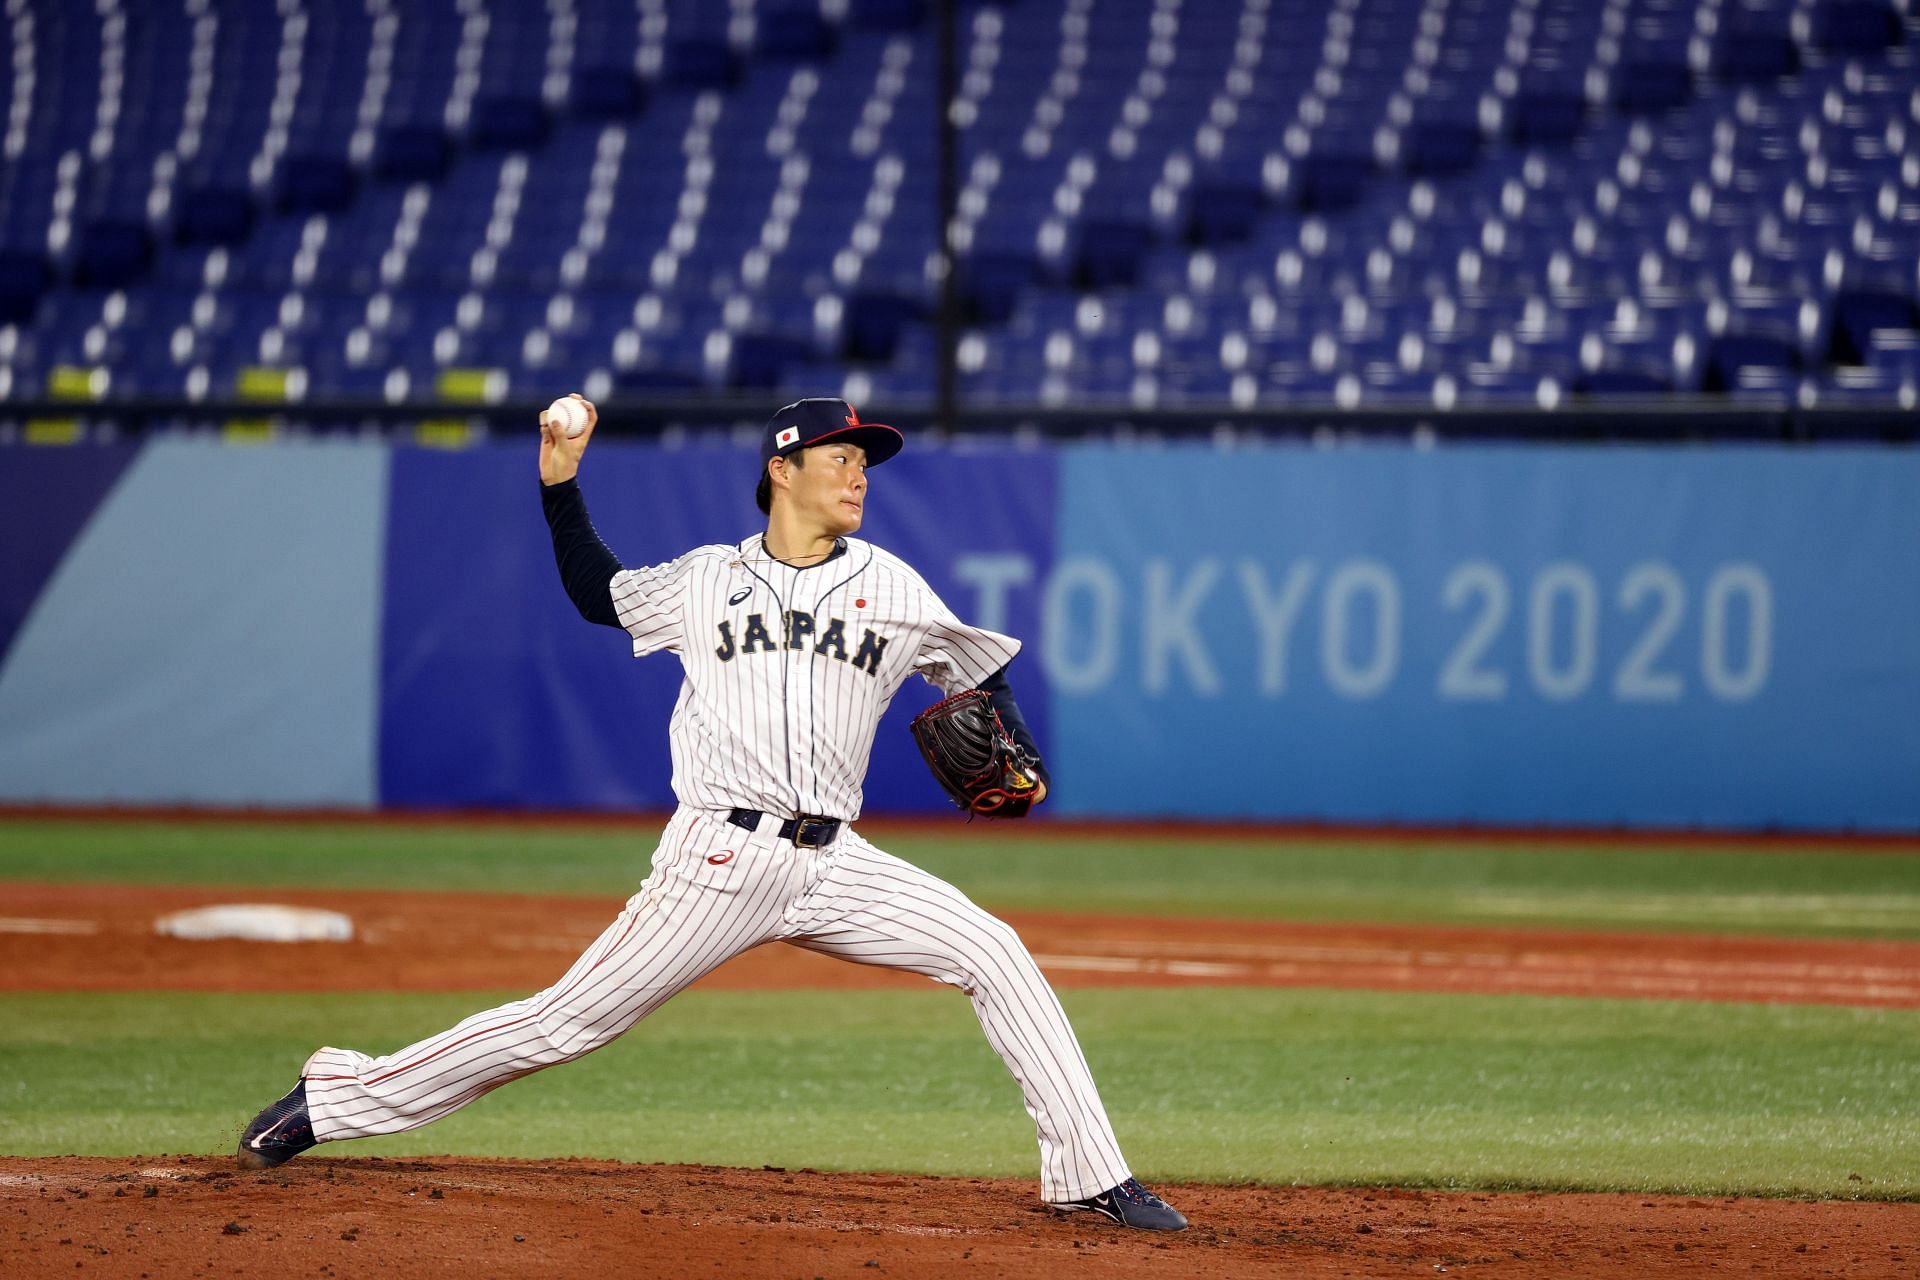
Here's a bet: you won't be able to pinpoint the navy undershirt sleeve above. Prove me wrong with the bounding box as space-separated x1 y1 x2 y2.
540 478 623 629
976 664 1052 792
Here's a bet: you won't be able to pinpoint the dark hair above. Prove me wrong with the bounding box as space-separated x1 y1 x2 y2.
755 448 804 516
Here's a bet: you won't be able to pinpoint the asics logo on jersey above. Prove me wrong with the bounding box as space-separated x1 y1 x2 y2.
712 610 890 676
706 850 735 865
728 588 752 605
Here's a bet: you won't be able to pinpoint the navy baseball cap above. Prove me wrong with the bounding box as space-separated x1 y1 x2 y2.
761 398 903 467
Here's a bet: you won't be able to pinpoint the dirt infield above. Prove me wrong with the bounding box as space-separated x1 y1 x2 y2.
5 880 1920 1006
2 1155 1916 1279
5 878 1919 1276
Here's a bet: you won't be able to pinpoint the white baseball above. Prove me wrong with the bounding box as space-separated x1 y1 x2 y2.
545 396 588 438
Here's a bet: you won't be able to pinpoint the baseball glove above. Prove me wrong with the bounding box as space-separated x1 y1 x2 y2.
910 689 1042 819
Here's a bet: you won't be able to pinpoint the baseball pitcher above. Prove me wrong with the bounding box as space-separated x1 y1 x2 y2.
236 396 1187 1232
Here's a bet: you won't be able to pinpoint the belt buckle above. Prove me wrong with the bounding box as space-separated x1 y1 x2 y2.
792 817 834 848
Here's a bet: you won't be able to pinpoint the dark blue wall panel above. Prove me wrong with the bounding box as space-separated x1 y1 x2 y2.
0 444 140 667
378 441 1059 814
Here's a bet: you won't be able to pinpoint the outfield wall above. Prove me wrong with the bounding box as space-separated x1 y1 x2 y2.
1 440 1914 831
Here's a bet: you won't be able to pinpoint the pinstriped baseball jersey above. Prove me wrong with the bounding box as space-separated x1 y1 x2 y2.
612 534 1020 819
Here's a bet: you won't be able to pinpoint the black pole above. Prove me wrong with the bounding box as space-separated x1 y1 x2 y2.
934 0 960 435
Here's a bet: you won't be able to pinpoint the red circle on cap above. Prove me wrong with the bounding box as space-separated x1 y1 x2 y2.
855 598 867 608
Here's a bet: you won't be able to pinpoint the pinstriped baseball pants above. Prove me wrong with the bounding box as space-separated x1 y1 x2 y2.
303 807 1133 1203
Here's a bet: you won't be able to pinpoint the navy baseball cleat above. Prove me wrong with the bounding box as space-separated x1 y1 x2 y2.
1051 1177 1189 1231
236 1079 317 1170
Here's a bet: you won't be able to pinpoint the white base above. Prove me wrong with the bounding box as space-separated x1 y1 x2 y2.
154 904 354 943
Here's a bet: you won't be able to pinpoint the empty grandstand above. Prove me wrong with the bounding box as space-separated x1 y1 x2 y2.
0 0 1914 439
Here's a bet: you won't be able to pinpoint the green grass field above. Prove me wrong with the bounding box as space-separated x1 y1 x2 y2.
2 817 1917 1200
3 817 1917 936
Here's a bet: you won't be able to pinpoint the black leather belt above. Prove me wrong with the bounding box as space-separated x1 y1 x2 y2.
728 808 841 848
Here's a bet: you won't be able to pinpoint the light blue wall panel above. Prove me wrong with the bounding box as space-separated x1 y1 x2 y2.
1048 445 1920 831
0 440 389 807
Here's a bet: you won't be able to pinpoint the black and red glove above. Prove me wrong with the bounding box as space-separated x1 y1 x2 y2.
909 689 1043 819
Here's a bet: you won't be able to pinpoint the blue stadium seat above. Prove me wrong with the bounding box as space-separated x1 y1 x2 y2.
0 251 53 325
1 0 1917 419
469 96 551 151
374 127 454 182
1828 287 1920 364
72 222 153 289
1810 0 1903 53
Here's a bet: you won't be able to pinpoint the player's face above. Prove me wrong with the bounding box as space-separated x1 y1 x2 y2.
788 442 869 536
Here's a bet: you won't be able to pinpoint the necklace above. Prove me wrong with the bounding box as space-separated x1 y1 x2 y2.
734 535 845 569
